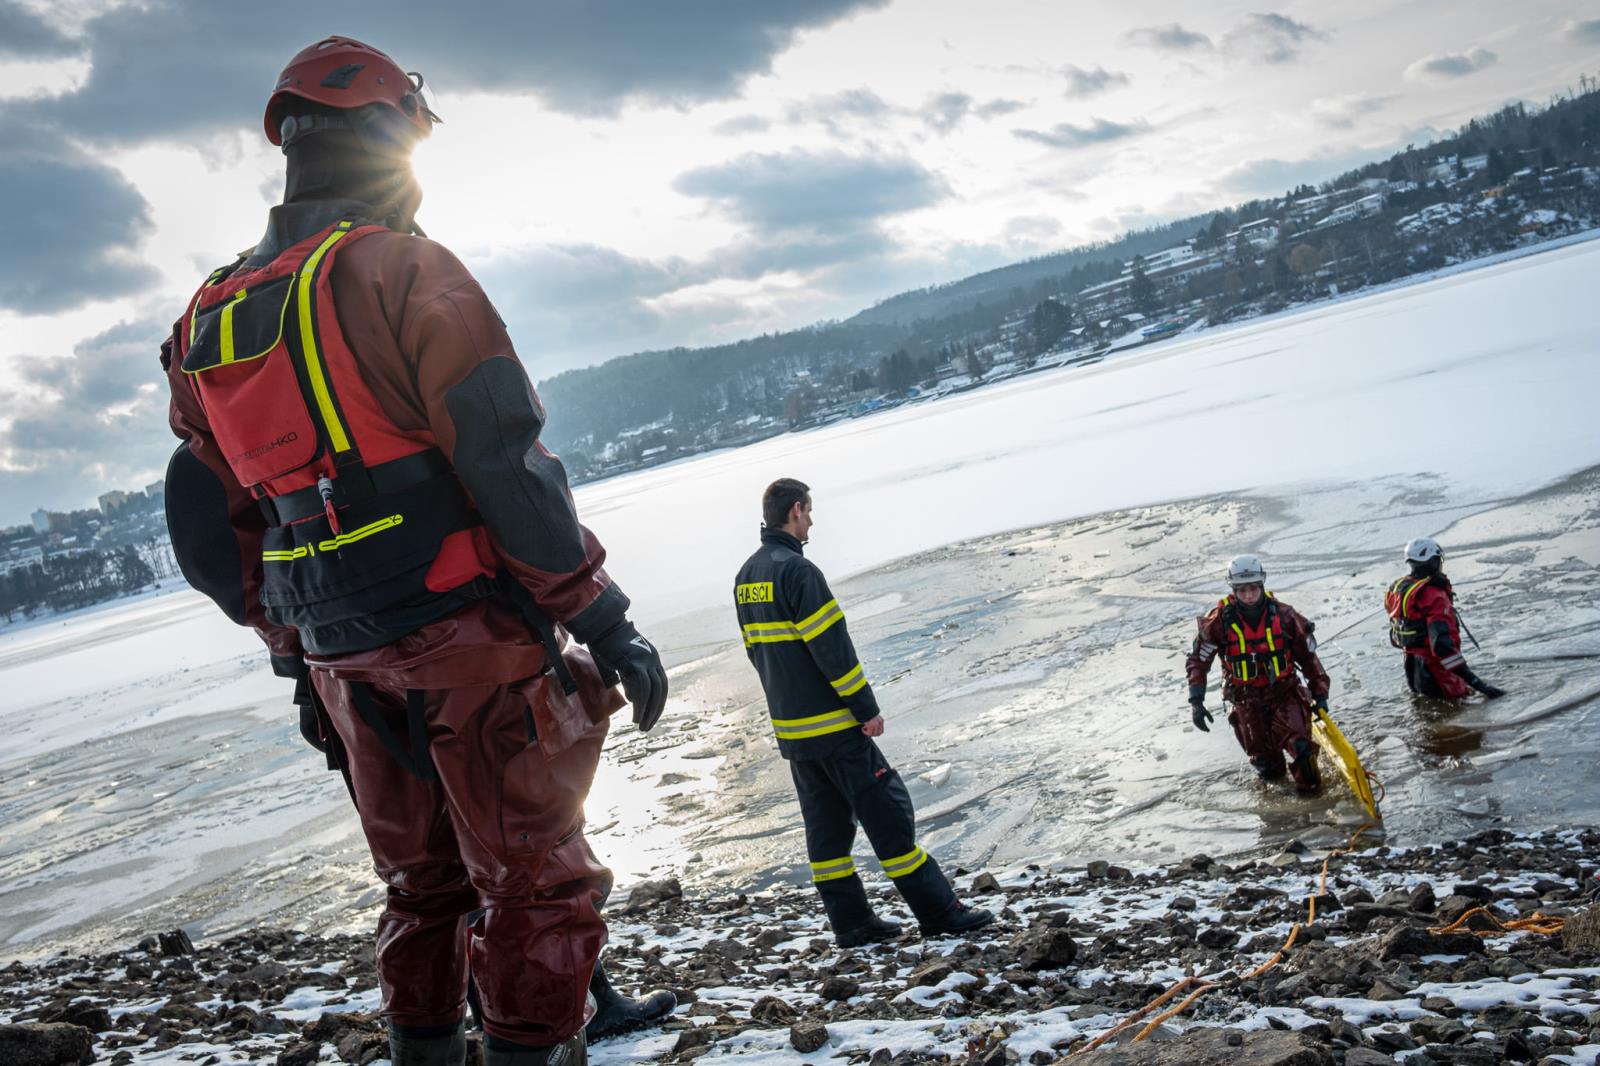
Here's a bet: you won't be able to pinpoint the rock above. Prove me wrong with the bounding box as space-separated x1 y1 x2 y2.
1344 1051 1399 1065
1221 886 1286 910
0 1023 96 1066
1562 904 1600 959
908 959 954 987
1408 882 1437 914
1087 861 1111 879
1168 896 1197 912
972 872 1003 894
1197 925 1240 950
275 1043 322 1066
1106 866 1132 880
790 1020 829 1054
157 929 194 957
1012 926 1079 971
1409 1017 1469 1044
1077 1026 1332 1064
753 928 786 950
60 1007 112 1034
624 878 683 913
672 1027 715 1054
1373 924 1485 961
749 995 796 1025
1451 882 1494 902
819 976 859 1001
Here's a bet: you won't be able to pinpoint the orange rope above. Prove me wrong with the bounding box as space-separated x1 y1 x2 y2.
1429 906 1565 938
1069 773 1389 1057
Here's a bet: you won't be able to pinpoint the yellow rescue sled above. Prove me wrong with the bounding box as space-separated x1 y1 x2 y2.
1312 706 1379 821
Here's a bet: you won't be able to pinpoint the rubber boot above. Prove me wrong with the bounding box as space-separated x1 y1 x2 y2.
835 914 901 948
1250 757 1285 781
918 900 994 937
1290 738 1322 795
585 962 677 1041
388 1021 467 1066
482 1031 586 1066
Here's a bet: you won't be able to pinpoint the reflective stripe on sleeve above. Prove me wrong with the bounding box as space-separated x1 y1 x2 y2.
879 845 929 879
1440 653 1465 669
809 855 856 883
771 708 858 740
830 663 867 697
797 598 845 642
742 620 800 646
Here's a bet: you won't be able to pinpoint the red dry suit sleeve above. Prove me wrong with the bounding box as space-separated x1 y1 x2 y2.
1415 585 1466 670
373 237 623 637
161 333 305 672
1185 607 1225 690
1283 606 1331 699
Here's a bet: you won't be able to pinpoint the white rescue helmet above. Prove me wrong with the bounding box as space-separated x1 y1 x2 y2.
1404 536 1443 564
1226 554 1266 588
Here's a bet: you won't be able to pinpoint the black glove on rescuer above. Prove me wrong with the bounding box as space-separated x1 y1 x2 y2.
589 620 669 732
1188 682 1212 731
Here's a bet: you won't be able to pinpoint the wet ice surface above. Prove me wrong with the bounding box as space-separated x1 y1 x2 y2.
1 237 1598 961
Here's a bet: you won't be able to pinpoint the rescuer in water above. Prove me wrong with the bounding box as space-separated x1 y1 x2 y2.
1385 537 1505 701
1186 555 1329 794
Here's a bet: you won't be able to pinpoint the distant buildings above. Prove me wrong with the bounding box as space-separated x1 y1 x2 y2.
98 489 134 516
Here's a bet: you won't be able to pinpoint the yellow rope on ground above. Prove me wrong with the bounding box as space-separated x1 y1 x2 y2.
1067 772 1389 1058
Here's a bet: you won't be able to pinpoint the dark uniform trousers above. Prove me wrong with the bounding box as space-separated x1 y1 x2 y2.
790 735 956 931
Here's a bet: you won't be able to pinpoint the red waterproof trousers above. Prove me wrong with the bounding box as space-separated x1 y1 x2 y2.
309 601 623 1046
1226 686 1320 792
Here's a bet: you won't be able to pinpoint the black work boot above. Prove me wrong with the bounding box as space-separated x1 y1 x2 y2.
835 914 901 948
482 1031 586 1066
1250 758 1285 781
585 962 677 1041
918 901 994 937
388 1021 467 1066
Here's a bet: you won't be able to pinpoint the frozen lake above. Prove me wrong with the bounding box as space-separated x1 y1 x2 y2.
1 235 1598 958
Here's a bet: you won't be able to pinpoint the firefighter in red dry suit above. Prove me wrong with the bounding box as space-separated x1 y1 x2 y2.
734 479 994 946
1186 555 1328 794
1385 537 1505 701
161 37 670 1066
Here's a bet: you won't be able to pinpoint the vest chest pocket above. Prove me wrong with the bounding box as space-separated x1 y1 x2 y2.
182 274 319 486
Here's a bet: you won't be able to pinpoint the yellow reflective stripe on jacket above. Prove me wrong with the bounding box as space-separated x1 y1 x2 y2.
830 663 867 697
797 598 845 642
809 855 856 883
771 708 858 740
262 514 404 563
742 619 801 646
218 288 247 364
880 845 928 879
296 222 354 454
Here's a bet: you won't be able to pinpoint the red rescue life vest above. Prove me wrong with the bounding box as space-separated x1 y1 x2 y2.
175 219 498 654
1385 575 1432 650
1219 594 1290 687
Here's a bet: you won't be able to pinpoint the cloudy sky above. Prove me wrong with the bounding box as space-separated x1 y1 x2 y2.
0 0 1595 520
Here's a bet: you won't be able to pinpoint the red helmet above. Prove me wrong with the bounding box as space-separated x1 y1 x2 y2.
264 36 439 147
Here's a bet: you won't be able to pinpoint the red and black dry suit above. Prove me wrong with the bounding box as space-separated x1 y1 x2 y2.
1186 593 1329 792
734 527 959 934
161 199 627 1047
1386 571 1473 699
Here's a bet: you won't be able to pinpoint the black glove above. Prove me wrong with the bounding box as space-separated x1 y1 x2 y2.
1313 695 1329 716
1471 678 1506 699
294 674 328 753
589 620 669 732
1190 701 1213 732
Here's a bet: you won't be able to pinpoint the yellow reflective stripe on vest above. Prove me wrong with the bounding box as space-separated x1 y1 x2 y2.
262 514 404 563
809 855 856 883
296 222 355 454
1400 576 1430 618
1230 622 1250 681
830 663 867 697
743 619 801 645
771 708 857 740
797 598 845 642
1264 624 1280 676
880 845 928 879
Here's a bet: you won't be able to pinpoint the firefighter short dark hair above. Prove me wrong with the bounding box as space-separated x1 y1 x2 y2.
763 478 810 529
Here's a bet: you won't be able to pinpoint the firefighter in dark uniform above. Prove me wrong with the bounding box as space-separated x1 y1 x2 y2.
161 37 671 1066
734 478 994 947
1186 554 1328 794
1386 536 1505 700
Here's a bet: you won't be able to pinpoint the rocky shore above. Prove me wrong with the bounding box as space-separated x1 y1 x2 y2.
3 828 1598 1065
